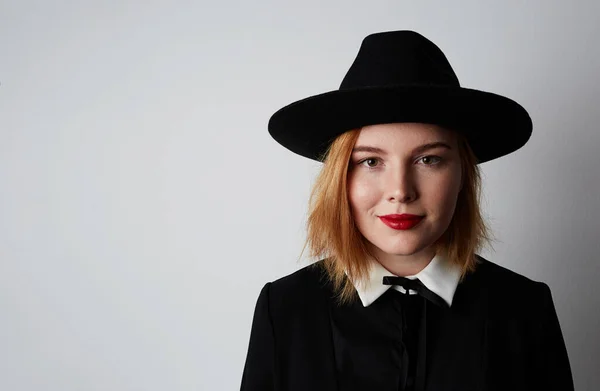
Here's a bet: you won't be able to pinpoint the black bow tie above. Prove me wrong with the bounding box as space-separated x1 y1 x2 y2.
382 276 449 309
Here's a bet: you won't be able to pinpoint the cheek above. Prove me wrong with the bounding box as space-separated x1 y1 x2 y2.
347 174 379 212
429 171 462 216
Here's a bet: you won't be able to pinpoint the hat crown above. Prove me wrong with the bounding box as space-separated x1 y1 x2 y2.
340 30 460 90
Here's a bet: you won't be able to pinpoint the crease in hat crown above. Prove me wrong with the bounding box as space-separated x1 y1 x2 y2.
267 29 533 165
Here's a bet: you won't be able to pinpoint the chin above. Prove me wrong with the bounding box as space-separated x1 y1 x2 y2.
381 246 427 257
370 240 431 257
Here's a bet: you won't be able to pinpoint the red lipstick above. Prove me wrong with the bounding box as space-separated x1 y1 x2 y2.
379 214 424 230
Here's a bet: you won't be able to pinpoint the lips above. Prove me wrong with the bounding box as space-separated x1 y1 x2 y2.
379 214 424 230
380 214 423 220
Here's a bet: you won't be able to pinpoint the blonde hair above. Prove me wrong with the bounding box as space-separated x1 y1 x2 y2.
299 126 495 305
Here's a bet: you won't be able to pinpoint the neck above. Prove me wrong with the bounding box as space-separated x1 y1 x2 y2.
368 245 437 276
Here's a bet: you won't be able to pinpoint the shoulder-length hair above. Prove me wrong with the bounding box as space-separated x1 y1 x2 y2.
299 125 495 305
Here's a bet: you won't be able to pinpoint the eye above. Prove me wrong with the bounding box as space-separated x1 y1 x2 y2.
358 157 381 169
418 155 442 165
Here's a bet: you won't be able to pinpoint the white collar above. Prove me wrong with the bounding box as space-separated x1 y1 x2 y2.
350 252 462 308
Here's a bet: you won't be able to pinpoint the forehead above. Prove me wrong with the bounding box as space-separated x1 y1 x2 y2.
355 123 456 147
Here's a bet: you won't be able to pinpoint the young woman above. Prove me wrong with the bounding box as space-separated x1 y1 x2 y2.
240 30 574 391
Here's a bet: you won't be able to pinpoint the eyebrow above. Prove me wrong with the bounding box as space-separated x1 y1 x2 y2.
352 141 453 155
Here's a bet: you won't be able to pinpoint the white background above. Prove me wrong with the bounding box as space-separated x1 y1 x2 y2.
1 1 599 390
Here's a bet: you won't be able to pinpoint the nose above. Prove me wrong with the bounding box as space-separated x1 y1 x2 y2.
386 164 417 204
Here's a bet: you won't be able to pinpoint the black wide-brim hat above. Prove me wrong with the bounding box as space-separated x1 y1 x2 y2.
268 30 532 164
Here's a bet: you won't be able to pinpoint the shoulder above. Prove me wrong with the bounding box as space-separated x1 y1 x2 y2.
473 254 548 287
258 260 334 318
473 254 544 286
470 254 551 307
269 259 332 300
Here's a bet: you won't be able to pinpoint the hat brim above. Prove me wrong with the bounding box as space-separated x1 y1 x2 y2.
267 85 532 164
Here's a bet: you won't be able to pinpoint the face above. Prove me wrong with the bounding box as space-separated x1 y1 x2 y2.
347 122 463 270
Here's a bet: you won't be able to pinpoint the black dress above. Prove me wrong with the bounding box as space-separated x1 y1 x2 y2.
240 255 575 391
331 288 425 390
